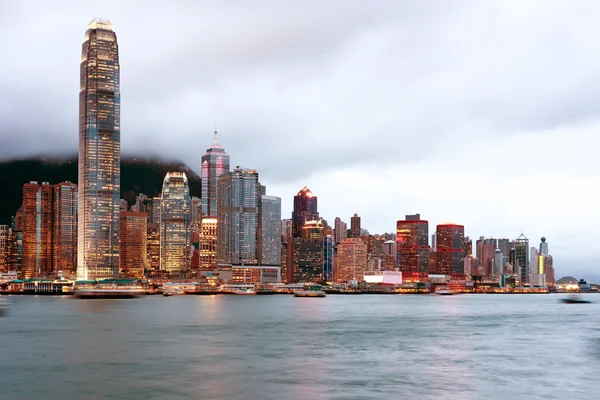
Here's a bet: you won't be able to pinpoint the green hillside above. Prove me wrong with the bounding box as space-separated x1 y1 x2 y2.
0 155 201 225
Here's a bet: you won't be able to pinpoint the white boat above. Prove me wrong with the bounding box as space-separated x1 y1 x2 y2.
233 288 256 295
435 289 459 296
163 288 184 296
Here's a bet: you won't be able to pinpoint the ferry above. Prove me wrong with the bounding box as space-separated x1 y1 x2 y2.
435 288 460 296
294 284 326 298
220 284 257 295
73 279 147 299
234 288 257 295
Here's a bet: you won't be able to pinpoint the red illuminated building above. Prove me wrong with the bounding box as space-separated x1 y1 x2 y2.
396 214 429 273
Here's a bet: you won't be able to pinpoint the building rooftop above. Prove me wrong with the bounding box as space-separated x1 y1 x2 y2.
87 18 113 31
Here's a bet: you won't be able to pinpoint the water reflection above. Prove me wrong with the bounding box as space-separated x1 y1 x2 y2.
1 295 599 400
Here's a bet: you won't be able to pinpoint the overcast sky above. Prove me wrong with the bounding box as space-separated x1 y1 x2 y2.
0 0 598 279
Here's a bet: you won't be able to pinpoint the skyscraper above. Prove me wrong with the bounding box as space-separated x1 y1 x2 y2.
396 214 429 273
350 213 361 238
322 234 334 281
22 182 54 278
259 195 282 266
217 167 260 265
78 18 121 280
160 172 191 274
436 223 465 275
292 187 318 238
514 233 529 285
336 238 368 282
201 129 230 217
0 225 9 273
119 211 147 278
333 217 347 244
52 182 78 274
199 217 218 269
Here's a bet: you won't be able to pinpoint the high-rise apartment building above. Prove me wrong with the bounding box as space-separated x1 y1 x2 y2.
160 172 191 274
119 212 147 278
151 198 161 224
396 214 429 273
259 195 281 266
436 223 465 275
217 167 260 266
22 182 54 278
0 225 9 272
514 233 529 285
201 129 230 217
336 238 368 282
78 18 121 280
350 213 361 239
190 196 201 226
52 182 78 274
322 235 334 281
291 187 318 238
333 217 347 244
199 217 217 269
146 222 160 273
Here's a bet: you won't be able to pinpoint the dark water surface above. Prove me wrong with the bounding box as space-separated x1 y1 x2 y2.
1 294 600 399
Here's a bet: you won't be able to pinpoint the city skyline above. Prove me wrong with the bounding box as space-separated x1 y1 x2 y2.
0 3 598 276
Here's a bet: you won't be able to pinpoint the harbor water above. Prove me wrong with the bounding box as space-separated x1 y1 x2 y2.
1 294 599 399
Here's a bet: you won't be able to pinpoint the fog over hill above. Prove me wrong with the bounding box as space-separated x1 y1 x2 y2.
0 155 201 225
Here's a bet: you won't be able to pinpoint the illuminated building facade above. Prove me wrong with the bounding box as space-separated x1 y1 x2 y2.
232 265 281 284
0 225 9 272
151 198 161 224
199 217 217 269
290 238 323 283
396 214 429 273
336 238 368 282
52 182 77 274
217 167 260 265
292 187 318 238
78 18 121 280
350 213 361 238
259 195 281 266
146 222 160 273
160 172 191 274
119 212 147 277
22 182 54 278
201 129 230 217
436 224 465 275
334 217 347 244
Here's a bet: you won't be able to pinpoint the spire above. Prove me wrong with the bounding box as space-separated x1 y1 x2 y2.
213 123 218 145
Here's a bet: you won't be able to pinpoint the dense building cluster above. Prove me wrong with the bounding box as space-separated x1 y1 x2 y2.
0 18 557 290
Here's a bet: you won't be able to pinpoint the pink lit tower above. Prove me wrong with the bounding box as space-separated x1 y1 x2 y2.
201 127 230 217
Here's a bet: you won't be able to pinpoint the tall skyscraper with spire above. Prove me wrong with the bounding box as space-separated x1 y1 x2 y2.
201 128 230 217
77 18 121 280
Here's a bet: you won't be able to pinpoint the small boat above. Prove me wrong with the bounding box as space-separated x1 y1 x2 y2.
436 289 459 296
561 295 592 304
233 288 256 295
163 292 173 297
294 284 326 298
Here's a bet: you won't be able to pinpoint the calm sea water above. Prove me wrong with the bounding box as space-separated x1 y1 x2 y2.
1 294 599 399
